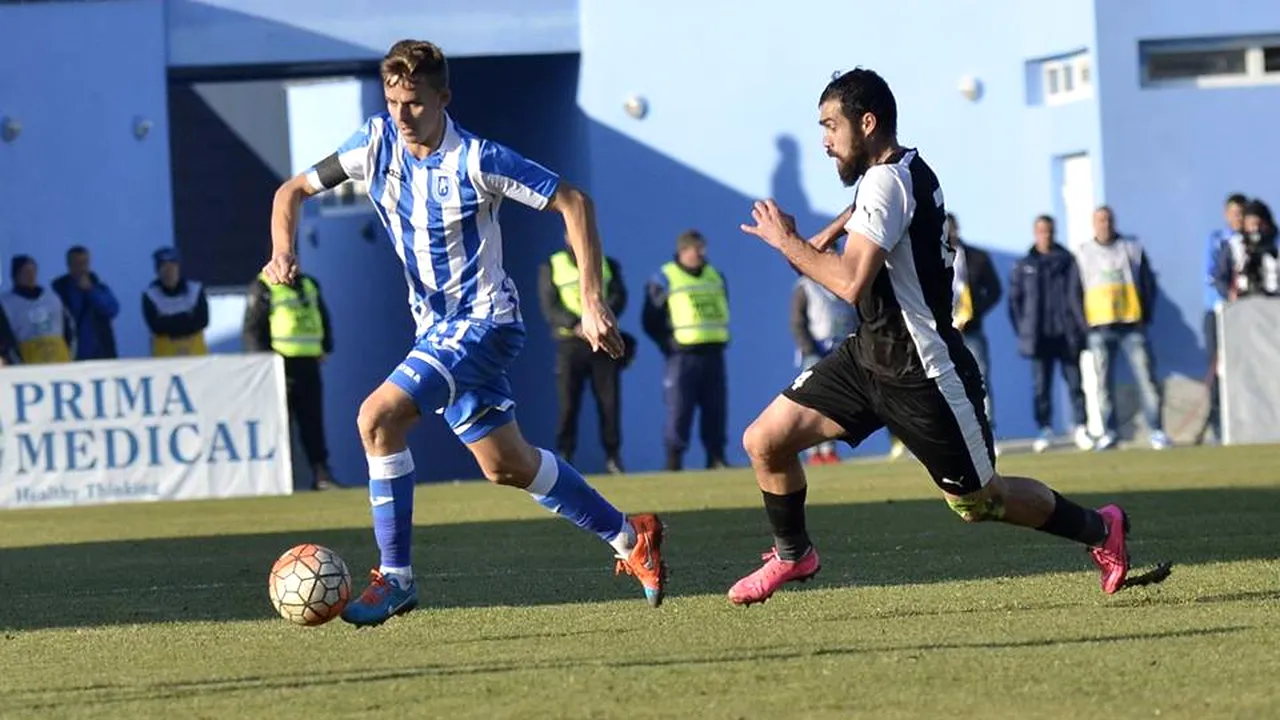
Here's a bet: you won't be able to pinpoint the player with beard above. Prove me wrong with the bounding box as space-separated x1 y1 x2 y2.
728 68 1169 605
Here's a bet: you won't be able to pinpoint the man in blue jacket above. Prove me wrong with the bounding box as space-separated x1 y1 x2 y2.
51 245 120 361
1199 193 1247 444
1008 216 1092 453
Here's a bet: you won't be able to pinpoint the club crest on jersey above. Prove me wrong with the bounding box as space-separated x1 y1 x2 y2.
431 173 455 202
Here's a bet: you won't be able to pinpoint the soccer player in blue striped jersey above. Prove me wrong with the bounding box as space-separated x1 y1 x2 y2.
263 40 666 626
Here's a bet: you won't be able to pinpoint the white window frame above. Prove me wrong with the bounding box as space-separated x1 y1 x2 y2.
1043 52 1093 105
284 76 375 216
1142 37 1280 89
312 179 372 216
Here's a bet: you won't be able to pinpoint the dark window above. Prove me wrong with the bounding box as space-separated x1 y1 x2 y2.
1264 46 1280 73
1146 49 1247 81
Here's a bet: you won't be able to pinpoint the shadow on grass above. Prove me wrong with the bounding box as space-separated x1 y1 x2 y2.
0 625 1253 713
0 487 1276 632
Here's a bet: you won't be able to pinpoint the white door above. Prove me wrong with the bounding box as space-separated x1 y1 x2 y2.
284 77 370 210
1060 154 1094 252
1059 153 1105 438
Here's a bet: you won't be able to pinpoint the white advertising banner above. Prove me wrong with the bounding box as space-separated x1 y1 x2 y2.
0 354 293 509
1218 298 1280 445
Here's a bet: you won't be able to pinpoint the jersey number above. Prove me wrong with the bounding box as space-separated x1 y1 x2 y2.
791 370 814 391
437 320 472 352
934 186 954 268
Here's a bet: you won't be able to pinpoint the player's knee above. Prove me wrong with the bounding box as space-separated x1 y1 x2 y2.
355 399 382 445
742 421 781 465
356 393 411 451
945 491 1005 523
742 422 768 461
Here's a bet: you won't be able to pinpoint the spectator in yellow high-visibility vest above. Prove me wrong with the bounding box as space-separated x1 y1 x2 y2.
642 230 731 472
538 242 630 474
1071 206 1169 451
0 255 74 364
243 267 338 491
143 247 209 357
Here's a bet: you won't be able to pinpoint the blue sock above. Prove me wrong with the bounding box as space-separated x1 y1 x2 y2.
526 449 627 544
368 450 416 574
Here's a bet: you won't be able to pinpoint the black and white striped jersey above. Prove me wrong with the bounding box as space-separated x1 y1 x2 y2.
844 149 976 383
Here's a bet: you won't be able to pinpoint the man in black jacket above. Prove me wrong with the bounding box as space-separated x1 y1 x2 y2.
243 270 338 490
1008 215 1092 453
538 242 629 474
143 247 210 356
947 213 1002 440
0 300 18 365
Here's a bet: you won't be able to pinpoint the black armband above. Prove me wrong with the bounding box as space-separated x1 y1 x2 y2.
313 153 349 190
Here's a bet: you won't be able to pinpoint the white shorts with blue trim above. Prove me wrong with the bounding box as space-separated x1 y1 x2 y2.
388 319 525 443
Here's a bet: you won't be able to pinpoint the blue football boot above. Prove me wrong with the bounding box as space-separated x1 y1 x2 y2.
341 569 419 627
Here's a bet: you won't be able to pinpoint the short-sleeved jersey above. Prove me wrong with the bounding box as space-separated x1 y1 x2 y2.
307 113 560 337
844 149 974 382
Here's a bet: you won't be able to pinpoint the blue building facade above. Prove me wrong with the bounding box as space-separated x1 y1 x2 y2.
2 0 1278 481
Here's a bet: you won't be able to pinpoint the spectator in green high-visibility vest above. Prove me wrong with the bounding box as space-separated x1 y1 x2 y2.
243 265 338 490
538 240 631 474
643 230 731 472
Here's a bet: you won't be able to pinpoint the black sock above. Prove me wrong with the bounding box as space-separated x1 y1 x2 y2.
762 488 812 561
1036 491 1107 546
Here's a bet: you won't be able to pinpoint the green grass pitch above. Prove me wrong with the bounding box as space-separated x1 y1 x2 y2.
1 445 1278 719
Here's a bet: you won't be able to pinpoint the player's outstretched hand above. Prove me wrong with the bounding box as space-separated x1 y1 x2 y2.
580 299 625 360
740 199 798 249
262 252 299 285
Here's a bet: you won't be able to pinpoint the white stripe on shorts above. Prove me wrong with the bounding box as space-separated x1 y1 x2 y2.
931 368 995 487
408 350 456 408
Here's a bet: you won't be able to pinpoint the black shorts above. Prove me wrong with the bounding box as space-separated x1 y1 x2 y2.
782 339 996 494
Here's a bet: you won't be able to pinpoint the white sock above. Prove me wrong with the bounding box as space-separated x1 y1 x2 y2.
608 519 637 558
379 565 414 588
525 449 559 497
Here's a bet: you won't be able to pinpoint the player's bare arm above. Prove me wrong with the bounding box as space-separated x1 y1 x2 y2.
807 205 854 252
547 183 625 359
741 199 886 304
265 161 331 285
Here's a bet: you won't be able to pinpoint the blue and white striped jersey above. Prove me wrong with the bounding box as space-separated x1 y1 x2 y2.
307 113 560 337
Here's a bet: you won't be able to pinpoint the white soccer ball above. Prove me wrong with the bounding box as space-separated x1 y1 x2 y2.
268 543 352 626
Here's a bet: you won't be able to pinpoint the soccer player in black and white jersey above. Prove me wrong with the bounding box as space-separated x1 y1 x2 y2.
729 69 1160 605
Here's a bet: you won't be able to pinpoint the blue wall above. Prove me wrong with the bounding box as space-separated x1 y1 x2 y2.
1095 0 1280 377
0 0 174 359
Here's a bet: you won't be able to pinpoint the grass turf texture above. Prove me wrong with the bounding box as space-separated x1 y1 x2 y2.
1 445 1278 719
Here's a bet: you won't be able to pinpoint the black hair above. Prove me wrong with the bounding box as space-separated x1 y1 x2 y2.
820 68 898 137
1244 198 1274 228
1035 214 1055 226
676 229 706 250
11 254 34 279
66 245 88 261
1226 193 1249 208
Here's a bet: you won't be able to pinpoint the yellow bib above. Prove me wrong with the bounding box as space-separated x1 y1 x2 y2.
662 262 730 345
153 333 209 357
953 283 974 329
19 336 71 364
1084 283 1142 326
262 274 325 357
549 251 613 338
